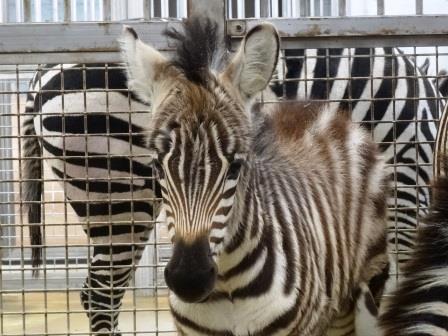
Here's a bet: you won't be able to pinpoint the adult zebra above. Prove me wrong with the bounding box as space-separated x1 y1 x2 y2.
379 156 448 336
119 16 390 335
272 47 442 270
22 63 159 334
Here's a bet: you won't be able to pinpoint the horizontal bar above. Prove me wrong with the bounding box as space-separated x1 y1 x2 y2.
0 16 448 64
229 15 448 48
0 20 182 64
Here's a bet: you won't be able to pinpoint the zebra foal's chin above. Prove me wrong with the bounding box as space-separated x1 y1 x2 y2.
120 15 390 335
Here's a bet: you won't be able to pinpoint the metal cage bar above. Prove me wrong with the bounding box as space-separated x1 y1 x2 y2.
0 15 447 64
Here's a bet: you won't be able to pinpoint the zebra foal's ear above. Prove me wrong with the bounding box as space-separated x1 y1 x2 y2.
119 26 168 103
223 23 280 102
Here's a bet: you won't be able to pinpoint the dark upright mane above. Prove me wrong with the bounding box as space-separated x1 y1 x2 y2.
164 16 220 85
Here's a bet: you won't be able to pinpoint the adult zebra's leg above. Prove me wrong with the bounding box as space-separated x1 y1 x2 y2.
80 223 151 336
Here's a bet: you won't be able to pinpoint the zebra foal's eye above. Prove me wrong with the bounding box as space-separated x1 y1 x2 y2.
226 159 243 180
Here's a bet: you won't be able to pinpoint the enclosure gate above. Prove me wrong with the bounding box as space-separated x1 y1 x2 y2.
1 0 448 335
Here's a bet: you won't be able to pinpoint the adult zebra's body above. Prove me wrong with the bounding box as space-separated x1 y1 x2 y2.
379 157 448 336
120 16 390 335
22 64 158 334
273 47 441 267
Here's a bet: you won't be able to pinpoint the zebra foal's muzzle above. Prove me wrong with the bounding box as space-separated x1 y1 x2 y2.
164 236 217 303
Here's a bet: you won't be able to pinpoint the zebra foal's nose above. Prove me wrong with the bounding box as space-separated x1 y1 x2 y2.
164 236 217 303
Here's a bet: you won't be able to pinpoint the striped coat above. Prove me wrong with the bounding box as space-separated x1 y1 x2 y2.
120 16 390 335
274 48 441 268
379 157 448 336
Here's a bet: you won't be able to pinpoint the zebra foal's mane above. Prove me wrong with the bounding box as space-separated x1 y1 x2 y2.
164 16 221 86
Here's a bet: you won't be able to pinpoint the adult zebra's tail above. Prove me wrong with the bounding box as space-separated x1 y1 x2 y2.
22 90 43 275
379 156 448 336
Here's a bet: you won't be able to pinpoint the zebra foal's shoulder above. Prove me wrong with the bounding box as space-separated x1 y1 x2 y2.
266 101 358 146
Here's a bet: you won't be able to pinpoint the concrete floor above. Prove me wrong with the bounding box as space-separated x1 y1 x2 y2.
1 291 177 335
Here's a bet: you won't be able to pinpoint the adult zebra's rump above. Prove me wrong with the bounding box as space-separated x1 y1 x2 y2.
379 156 448 336
21 64 159 334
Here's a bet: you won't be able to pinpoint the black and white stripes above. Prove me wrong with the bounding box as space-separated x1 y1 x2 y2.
22 63 158 335
120 16 390 335
379 157 448 336
21 20 442 336
274 47 441 269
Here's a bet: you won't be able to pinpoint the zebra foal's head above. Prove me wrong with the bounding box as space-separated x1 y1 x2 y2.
120 16 279 303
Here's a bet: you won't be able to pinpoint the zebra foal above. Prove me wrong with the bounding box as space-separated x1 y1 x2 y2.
120 16 390 335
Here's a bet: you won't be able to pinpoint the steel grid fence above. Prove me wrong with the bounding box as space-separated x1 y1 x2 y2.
1 0 448 335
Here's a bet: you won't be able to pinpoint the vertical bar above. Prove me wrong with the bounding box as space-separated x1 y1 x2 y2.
415 0 423 14
338 0 345 16
169 0 177 17
103 0 111 21
188 0 225 22
230 0 237 18
314 0 321 16
260 0 269 17
377 0 384 15
281 0 289 17
64 0 71 21
99 0 103 20
161 0 169 17
143 0 151 18
23 0 31 22
300 0 311 16
179 0 188 18
153 0 161 17
254 0 260 18
35 0 42 21
83 0 88 20
53 0 59 21
300 0 305 16
271 0 279 17
245 0 255 18
323 0 331 16
90 0 95 20
236 0 244 18
0 0 4 23
189 0 225 46
16 0 22 22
